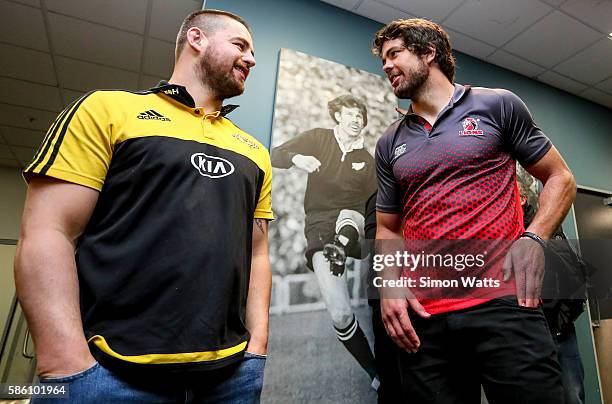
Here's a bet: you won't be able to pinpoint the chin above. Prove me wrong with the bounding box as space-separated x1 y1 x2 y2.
394 87 413 100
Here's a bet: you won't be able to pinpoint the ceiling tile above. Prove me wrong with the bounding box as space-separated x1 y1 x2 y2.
11 0 40 7
444 28 497 59
45 0 147 34
354 0 415 24
48 13 143 71
10 145 37 165
0 158 21 169
444 0 552 47
61 89 86 106
320 0 361 10
0 144 13 159
0 77 62 111
140 75 165 90
536 71 588 95
595 77 612 95
381 0 465 22
553 39 612 85
0 103 56 131
56 57 139 92
579 88 612 109
504 11 601 68
149 0 202 42
561 0 612 34
0 0 48 51
142 39 174 78
0 43 56 85
0 126 44 148
539 0 567 6
487 50 546 77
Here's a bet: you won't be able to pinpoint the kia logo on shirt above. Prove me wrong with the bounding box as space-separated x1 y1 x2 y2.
191 153 235 178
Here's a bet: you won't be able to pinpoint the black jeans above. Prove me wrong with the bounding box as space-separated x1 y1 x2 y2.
397 296 565 404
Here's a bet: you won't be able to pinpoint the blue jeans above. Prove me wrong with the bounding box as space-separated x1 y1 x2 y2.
32 352 266 403
556 324 585 404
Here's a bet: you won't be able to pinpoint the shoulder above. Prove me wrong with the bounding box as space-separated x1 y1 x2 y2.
222 119 272 170
82 88 156 103
74 89 158 115
469 86 522 105
302 127 333 136
228 121 267 151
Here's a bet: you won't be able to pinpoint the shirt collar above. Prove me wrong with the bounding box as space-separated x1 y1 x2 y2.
150 81 239 117
333 127 364 161
404 83 471 121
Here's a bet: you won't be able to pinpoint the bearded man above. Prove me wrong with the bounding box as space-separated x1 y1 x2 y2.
372 18 576 403
16 9 274 403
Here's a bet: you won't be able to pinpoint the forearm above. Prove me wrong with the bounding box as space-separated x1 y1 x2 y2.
15 231 92 374
271 131 317 168
527 170 576 239
245 254 272 351
375 224 404 291
270 147 297 168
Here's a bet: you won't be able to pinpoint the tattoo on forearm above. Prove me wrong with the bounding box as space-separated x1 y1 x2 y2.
255 219 265 234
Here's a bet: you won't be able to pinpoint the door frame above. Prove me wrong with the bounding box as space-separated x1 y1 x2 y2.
0 239 17 367
570 184 612 404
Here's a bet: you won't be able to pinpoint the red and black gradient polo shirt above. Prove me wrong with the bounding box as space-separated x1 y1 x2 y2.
376 84 551 314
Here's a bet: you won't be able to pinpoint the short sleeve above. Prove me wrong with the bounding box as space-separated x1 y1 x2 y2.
500 90 552 167
254 152 274 220
23 91 112 191
375 136 401 213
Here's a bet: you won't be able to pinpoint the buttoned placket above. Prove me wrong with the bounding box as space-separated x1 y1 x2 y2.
404 84 468 138
333 126 364 162
407 100 456 139
196 108 221 139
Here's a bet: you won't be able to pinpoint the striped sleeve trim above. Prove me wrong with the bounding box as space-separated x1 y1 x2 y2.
25 92 94 175
253 210 275 220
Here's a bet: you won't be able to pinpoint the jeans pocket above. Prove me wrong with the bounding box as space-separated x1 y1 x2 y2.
244 351 267 360
39 361 100 383
494 295 539 310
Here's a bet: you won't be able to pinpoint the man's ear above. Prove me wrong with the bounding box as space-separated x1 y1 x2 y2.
423 44 437 65
186 27 208 53
334 111 342 123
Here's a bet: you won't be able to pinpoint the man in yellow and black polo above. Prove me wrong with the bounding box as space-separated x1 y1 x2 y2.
15 9 273 403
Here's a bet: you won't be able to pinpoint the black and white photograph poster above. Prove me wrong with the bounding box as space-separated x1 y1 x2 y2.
263 48 397 403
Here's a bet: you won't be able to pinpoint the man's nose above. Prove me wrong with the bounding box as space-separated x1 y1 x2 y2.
383 60 393 74
244 52 256 68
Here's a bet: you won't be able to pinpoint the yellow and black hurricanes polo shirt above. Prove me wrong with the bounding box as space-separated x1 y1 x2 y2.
24 82 274 375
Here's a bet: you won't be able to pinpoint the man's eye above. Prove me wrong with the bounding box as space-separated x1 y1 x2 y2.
234 43 245 50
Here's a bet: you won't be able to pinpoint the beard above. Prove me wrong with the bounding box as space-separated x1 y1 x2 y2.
394 59 429 100
197 46 245 100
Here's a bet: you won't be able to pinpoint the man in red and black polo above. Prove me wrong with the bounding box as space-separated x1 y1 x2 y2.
371 18 576 403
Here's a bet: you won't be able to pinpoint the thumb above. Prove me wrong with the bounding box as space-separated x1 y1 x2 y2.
408 298 430 318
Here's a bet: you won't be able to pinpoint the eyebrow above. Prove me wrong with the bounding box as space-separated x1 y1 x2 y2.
382 45 403 60
231 36 255 57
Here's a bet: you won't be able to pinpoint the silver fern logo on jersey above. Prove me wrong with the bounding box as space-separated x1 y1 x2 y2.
191 153 235 178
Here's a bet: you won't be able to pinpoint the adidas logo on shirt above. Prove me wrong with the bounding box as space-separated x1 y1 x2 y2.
137 110 170 121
